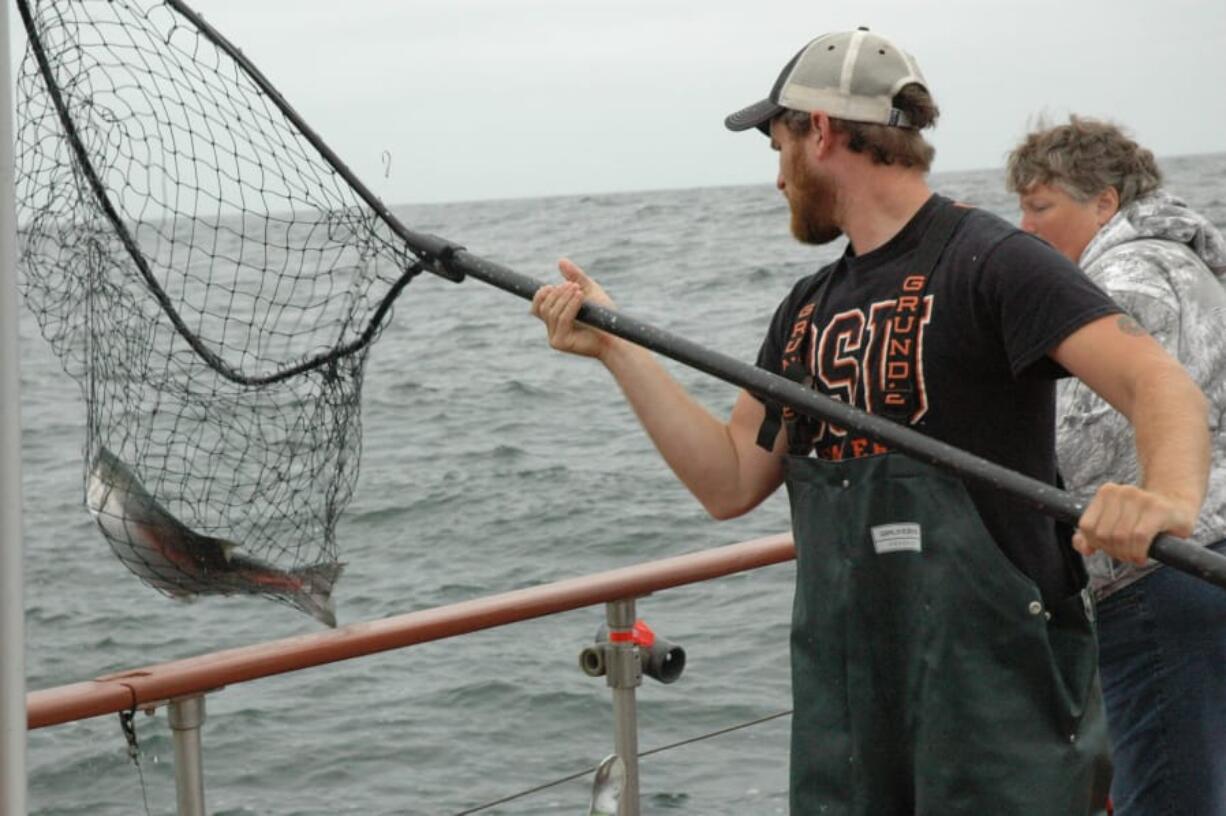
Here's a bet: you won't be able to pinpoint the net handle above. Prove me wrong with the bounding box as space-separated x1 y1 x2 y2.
444 249 1226 591
173 0 1226 591
39 0 1226 590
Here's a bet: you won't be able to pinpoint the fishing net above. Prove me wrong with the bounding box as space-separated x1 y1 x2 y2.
14 0 456 625
16 3 1226 628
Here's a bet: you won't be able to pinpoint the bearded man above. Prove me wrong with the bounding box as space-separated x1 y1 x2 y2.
532 28 1211 815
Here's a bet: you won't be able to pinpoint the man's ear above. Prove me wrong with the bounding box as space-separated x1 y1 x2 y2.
1095 186 1120 226
811 112 835 159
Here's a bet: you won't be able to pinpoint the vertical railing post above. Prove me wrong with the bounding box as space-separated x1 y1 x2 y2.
604 599 640 816
168 695 207 816
0 1 29 813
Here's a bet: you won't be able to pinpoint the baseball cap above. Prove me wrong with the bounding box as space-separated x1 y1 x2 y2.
725 27 928 134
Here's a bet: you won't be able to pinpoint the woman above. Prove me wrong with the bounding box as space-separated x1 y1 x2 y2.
1008 116 1226 815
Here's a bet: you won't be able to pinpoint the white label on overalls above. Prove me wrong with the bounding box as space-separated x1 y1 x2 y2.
870 523 922 554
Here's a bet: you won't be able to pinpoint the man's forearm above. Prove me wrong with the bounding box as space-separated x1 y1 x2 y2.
600 338 780 519
1132 360 1210 515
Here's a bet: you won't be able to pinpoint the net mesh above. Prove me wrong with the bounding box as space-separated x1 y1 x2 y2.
16 0 428 625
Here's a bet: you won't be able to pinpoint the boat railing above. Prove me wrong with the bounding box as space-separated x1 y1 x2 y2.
26 532 796 815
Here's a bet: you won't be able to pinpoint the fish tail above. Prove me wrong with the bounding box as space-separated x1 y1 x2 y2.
288 561 345 627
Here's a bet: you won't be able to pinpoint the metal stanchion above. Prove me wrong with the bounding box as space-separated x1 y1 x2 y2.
0 2 29 812
578 599 642 815
580 599 687 815
167 695 207 816
604 599 641 816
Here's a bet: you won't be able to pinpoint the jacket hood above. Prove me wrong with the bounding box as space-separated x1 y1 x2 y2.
1080 190 1226 281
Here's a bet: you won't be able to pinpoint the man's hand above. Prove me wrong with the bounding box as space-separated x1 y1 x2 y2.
1074 483 1198 564
531 258 618 360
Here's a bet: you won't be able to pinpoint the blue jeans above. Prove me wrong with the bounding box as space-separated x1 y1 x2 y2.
1097 539 1226 816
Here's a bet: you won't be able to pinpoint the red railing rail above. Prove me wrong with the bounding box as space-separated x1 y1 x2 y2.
27 533 795 729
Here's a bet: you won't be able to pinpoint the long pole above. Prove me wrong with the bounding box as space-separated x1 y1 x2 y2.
0 0 29 811
447 250 1226 588
24 0 1226 591
157 0 1226 590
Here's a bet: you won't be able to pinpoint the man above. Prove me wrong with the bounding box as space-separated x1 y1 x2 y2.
532 28 1209 815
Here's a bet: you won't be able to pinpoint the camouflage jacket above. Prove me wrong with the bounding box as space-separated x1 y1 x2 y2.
1059 190 1226 599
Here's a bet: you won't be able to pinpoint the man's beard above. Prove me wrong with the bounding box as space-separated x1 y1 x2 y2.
788 158 842 246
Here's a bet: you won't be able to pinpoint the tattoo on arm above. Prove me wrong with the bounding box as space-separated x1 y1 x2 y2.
1117 315 1148 337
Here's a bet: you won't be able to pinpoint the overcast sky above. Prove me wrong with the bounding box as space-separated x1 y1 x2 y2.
8 0 1226 205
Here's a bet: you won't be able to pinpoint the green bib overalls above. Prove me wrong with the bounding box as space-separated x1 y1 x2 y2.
784 452 1111 814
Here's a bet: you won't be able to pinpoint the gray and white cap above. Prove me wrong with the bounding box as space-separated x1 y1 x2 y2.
725 28 928 134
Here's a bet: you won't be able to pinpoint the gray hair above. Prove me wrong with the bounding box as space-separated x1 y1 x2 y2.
1006 115 1162 207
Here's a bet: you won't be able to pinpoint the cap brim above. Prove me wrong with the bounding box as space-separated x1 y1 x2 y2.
724 98 783 134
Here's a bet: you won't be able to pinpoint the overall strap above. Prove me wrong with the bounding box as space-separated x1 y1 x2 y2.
877 200 970 423
755 269 834 452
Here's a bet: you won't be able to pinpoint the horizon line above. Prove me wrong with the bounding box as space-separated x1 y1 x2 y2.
397 148 1226 210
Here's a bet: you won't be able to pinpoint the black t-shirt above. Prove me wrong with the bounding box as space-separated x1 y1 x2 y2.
754 194 1121 602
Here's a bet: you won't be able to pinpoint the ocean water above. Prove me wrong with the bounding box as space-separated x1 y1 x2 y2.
19 153 1226 815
